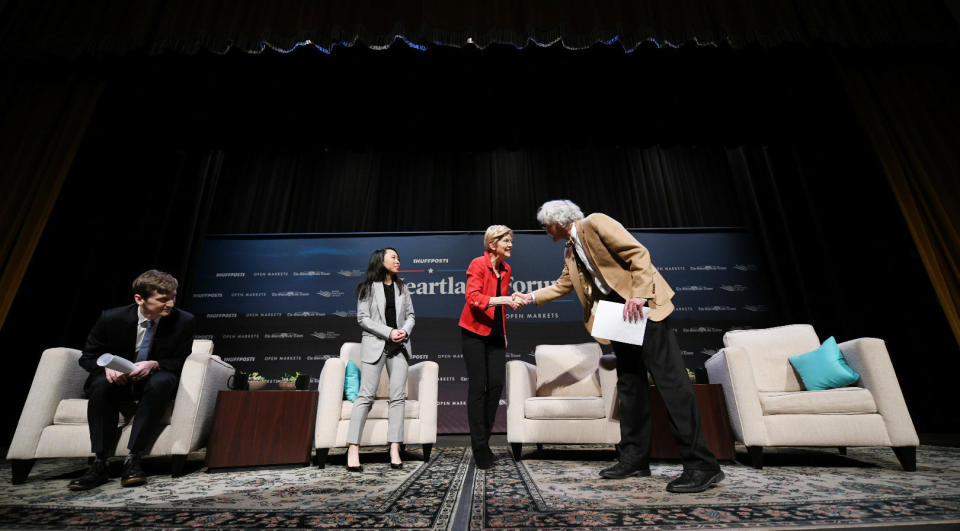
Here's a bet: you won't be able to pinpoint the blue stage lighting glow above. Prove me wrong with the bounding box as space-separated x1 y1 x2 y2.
223 33 713 55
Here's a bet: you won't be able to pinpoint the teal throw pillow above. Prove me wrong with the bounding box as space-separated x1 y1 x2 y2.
788 336 860 391
344 360 361 401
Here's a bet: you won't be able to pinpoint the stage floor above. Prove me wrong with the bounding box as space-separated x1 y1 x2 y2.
2 438 959 530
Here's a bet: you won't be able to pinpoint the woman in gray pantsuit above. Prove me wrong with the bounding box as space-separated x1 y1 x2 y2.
346 247 415 472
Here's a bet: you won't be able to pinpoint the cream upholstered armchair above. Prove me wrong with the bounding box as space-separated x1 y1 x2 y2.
704 324 918 470
7 340 233 483
313 342 438 468
506 342 620 460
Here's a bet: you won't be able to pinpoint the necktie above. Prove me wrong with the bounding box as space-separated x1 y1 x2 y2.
136 320 154 362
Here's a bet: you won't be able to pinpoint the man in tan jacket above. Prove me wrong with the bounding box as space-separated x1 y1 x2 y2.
518 200 723 493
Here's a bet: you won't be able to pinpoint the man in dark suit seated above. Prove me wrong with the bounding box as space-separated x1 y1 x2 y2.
68 269 195 490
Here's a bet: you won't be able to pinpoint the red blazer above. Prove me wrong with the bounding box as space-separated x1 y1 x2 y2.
458 252 511 336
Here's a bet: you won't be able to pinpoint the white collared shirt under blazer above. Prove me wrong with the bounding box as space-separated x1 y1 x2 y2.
357 281 415 363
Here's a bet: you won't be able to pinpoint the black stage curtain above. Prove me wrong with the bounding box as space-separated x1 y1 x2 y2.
2 45 957 445
1 0 957 56
206 146 744 235
0 70 103 332
839 52 960 348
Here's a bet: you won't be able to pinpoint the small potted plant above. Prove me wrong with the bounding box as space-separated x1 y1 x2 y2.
278 372 301 390
248 372 267 390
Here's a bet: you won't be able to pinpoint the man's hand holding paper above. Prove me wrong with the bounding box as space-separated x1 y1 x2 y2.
623 297 648 322
591 300 651 345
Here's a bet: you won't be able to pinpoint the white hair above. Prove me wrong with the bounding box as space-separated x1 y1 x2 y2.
536 200 584 226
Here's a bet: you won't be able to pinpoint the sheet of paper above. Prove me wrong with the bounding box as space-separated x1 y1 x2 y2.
590 300 650 345
96 353 137 373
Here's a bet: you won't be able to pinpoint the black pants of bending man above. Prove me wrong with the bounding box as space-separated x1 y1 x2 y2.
602 292 720 489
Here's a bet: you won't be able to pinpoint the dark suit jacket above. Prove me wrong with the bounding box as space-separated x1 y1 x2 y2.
79 304 196 376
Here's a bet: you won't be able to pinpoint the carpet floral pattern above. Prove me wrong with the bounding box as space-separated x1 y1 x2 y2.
471 445 960 529
0 446 470 529
4 445 960 529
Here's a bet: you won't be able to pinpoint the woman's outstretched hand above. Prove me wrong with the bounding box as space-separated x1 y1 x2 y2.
512 292 531 308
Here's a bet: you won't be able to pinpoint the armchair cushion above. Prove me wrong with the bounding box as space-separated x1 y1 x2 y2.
53 399 108 425
524 396 606 419
53 398 174 426
788 336 860 390
724 324 821 392
534 343 602 397
759 387 878 415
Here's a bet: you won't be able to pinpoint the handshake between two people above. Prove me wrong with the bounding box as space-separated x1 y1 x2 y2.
506 292 534 310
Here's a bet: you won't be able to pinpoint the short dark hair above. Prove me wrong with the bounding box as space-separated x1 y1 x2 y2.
132 270 178 298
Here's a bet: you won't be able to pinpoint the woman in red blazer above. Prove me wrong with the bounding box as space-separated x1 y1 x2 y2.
458 225 525 469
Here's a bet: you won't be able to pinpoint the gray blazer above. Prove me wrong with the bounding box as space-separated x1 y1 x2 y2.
357 281 415 364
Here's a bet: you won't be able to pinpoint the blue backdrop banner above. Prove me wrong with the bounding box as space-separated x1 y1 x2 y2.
189 229 773 433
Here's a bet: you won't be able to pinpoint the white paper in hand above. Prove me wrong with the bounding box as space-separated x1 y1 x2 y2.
590 300 650 345
96 354 137 374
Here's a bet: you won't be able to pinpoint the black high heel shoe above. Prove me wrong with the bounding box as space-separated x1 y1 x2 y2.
346 464 363 473
390 444 403 469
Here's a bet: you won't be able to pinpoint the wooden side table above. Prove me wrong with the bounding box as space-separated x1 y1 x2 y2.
205 390 318 469
649 383 735 460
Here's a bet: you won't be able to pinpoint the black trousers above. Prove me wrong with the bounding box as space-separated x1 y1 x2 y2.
461 328 505 452
85 370 179 455
608 298 719 471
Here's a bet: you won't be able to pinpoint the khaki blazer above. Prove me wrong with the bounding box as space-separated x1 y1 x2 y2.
532 213 676 342
357 281 415 364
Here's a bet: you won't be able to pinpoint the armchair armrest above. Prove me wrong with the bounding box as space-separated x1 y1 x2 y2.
7 348 87 460
408 361 439 443
315 358 346 448
705 346 767 446
506 360 535 442
839 337 918 446
168 351 234 454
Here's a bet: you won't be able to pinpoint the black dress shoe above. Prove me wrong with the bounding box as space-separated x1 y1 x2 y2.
474 448 493 470
484 447 497 463
120 454 147 487
68 459 109 491
346 464 363 473
599 463 618 476
666 468 724 493
599 462 652 479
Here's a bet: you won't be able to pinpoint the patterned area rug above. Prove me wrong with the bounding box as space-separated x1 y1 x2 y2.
4 445 960 529
472 445 960 529
0 446 470 529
